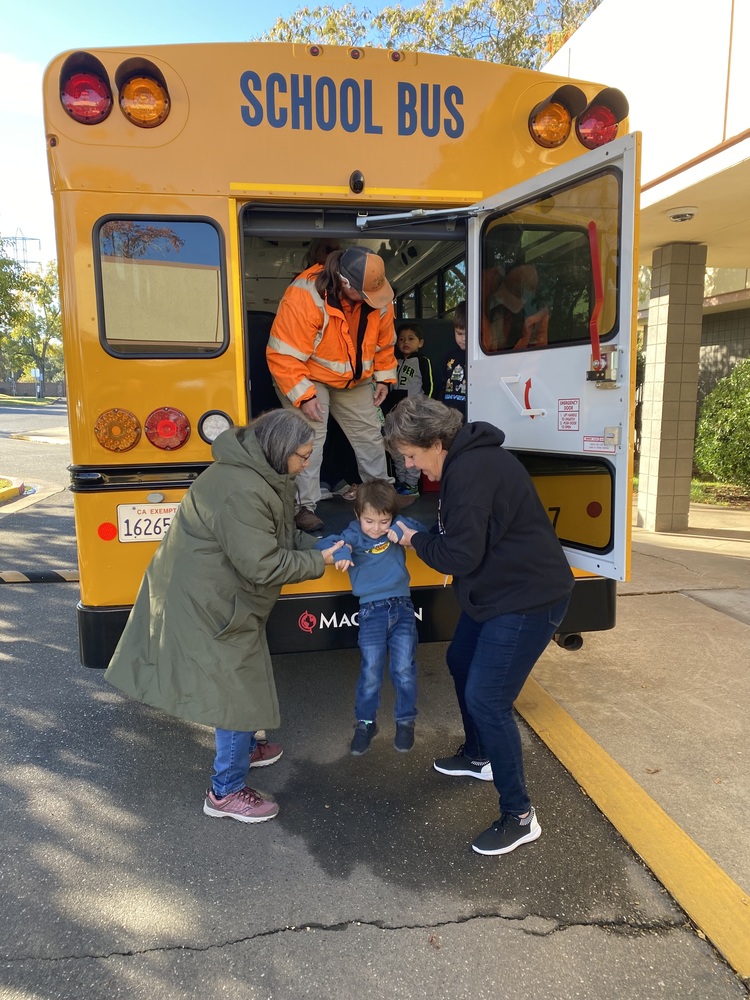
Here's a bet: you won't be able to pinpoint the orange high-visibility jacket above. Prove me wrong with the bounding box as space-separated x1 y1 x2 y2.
266 265 397 406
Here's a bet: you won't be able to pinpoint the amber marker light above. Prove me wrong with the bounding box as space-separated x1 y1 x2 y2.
144 407 191 450
93 408 141 452
529 101 572 148
120 75 170 127
61 71 113 124
529 86 587 149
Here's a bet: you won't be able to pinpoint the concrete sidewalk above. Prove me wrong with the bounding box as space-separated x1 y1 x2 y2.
532 502 750 977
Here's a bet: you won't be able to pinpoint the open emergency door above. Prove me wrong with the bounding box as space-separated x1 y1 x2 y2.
466 134 639 581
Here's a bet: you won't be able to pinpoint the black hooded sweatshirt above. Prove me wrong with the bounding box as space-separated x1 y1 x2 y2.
411 421 574 622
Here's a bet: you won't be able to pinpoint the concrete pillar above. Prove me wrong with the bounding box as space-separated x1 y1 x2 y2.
636 242 707 532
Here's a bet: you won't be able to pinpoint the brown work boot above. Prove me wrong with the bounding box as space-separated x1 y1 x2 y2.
295 506 324 532
394 493 417 509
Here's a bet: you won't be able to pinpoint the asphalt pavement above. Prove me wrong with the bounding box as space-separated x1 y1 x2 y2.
0 410 748 999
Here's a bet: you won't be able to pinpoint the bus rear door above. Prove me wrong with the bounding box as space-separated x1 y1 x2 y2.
467 134 639 586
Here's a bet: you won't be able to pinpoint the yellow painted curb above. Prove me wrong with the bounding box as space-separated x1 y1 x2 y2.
517 676 750 979
0 477 25 504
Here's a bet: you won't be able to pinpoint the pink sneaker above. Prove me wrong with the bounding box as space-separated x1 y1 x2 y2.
203 786 279 823
250 739 283 768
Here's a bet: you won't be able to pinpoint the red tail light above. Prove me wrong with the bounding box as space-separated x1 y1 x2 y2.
576 104 618 148
576 88 628 149
145 407 191 450
61 71 112 124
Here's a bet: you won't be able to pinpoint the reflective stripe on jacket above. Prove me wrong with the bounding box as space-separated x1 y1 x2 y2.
266 265 397 405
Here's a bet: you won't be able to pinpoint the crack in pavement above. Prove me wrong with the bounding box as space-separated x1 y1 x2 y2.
0 913 691 964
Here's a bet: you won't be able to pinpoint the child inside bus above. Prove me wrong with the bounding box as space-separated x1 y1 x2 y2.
438 300 467 417
382 322 435 496
315 480 427 756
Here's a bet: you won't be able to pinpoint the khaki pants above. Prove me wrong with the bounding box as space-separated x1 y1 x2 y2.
275 380 393 511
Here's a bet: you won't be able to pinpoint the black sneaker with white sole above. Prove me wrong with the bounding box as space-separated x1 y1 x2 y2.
433 743 493 781
471 807 542 855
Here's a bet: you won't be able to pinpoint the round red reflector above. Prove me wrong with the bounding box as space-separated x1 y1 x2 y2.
145 407 191 450
587 501 603 518
576 105 619 149
98 522 118 541
61 72 112 124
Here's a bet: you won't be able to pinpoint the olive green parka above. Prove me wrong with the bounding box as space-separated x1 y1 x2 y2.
104 426 325 731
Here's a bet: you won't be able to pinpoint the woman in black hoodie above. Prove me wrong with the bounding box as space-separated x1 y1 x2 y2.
385 395 573 856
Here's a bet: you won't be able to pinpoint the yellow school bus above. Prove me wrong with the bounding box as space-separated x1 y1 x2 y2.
42 42 638 666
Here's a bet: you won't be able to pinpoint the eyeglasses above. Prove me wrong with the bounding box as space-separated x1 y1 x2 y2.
293 450 313 463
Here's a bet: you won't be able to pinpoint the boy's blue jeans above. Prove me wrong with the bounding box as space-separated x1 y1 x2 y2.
211 729 258 797
355 596 418 724
446 597 570 816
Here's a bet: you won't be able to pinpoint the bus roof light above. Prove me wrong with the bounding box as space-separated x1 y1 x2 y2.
576 88 629 149
120 75 170 128
529 85 587 149
61 71 112 124
145 407 191 450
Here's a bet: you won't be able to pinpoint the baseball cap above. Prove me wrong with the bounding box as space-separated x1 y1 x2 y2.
338 248 394 309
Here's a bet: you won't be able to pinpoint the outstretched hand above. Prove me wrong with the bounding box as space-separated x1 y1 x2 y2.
321 540 346 565
388 520 416 547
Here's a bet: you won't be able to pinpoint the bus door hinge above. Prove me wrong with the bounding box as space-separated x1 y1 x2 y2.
586 344 619 388
604 426 621 449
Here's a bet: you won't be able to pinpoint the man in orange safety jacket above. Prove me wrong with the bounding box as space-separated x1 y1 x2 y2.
267 247 403 533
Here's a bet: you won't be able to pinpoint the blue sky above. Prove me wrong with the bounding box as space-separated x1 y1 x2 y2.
0 0 418 266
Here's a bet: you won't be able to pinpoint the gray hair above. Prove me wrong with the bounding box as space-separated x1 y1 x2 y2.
384 396 463 453
251 409 314 474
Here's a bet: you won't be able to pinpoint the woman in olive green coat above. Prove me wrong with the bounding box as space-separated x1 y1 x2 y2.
105 409 343 824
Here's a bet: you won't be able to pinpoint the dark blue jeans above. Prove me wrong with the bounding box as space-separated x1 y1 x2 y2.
446 597 570 816
355 596 418 723
211 729 258 797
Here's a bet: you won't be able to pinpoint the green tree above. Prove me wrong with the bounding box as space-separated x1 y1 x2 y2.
694 359 750 488
8 263 63 396
256 0 601 68
0 236 27 335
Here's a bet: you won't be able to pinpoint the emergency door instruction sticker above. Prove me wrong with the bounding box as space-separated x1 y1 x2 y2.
583 435 617 454
558 398 580 431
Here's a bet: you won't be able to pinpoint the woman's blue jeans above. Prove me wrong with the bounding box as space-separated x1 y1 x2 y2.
211 729 258 797
355 596 418 723
446 596 570 816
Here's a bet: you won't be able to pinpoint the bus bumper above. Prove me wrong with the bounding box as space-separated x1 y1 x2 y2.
77 577 616 668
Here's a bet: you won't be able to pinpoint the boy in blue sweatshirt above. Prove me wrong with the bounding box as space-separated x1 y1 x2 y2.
316 480 426 755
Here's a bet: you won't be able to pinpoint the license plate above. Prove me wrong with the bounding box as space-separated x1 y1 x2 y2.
117 503 180 543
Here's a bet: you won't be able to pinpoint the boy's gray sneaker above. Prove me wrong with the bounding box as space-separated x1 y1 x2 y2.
394 722 415 752
433 743 493 781
472 807 542 855
350 721 378 755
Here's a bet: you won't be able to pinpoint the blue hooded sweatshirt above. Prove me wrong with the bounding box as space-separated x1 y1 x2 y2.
316 515 427 604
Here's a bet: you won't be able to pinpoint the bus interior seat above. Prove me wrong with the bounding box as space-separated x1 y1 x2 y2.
246 310 281 417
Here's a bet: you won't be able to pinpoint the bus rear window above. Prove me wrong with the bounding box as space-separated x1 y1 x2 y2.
95 218 227 356
480 169 620 353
